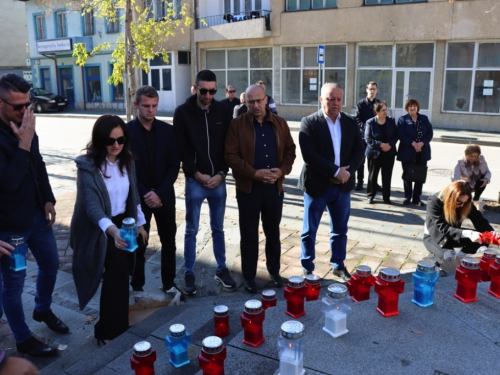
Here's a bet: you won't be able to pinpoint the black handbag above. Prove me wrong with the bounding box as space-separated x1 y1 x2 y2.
402 157 427 184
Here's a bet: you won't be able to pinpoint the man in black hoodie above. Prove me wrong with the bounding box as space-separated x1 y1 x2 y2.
173 70 236 295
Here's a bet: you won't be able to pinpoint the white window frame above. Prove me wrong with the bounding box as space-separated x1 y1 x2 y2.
35 15 46 40
286 0 337 11
56 12 67 38
84 10 95 36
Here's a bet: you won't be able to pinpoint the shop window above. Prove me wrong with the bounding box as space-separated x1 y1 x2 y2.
85 66 101 102
40 68 51 91
178 51 191 65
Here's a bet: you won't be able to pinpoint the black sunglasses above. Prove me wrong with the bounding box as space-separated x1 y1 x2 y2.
105 136 126 146
199 88 217 95
1 98 31 111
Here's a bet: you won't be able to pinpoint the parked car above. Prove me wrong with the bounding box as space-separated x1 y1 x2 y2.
29 88 69 113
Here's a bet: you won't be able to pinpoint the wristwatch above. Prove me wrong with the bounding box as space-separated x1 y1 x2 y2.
218 171 226 179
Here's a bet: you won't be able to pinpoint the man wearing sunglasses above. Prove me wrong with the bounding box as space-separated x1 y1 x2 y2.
127 86 180 295
0 74 68 357
220 85 241 112
174 70 236 295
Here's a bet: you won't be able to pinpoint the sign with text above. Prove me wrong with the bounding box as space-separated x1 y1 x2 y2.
317 45 325 64
36 39 72 53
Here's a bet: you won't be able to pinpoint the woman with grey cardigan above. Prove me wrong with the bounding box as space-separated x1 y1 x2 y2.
70 115 147 344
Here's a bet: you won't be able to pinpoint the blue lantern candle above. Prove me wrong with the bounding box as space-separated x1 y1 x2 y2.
9 236 27 272
120 217 138 252
412 258 439 307
165 323 191 368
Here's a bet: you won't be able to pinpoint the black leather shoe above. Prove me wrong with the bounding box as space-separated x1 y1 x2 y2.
17 336 57 357
403 199 411 205
413 201 425 207
377 184 383 192
354 182 363 191
332 267 352 282
33 309 69 334
244 281 258 294
383 199 392 204
270 274 284 288
367 197 374 204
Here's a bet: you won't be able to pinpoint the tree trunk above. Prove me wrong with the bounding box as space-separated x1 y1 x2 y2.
125 0 132 122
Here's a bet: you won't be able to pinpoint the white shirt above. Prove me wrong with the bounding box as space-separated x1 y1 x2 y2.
324 112 344 178
98 159 146 233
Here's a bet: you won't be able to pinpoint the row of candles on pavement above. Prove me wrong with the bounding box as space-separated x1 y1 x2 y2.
130 248 500 375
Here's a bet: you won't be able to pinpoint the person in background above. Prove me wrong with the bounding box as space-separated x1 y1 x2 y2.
452 144 491 202
397 99 433 206
256 80 278 115
233 92 247 118
190 85 196 95
71 115 147 345
354 81 380 191
220 85 241 112
364 101 398 204
424 181 499 266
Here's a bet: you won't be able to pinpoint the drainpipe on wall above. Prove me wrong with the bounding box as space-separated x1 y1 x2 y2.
192 0 198 74
41 53 59 95
81 65 86 110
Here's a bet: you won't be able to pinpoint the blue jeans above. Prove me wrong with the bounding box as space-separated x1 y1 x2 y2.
184 178 227 275
300 185 351 272
0 209 59 343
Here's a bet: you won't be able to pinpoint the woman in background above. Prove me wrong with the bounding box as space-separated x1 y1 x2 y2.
452 144 491 202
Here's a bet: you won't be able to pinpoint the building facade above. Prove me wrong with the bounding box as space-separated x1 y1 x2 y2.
194 0 500 132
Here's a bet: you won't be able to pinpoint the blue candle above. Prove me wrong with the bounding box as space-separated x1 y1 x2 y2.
9 236 27 272
165 324 191 368
412 258 439 307
120 217 138 252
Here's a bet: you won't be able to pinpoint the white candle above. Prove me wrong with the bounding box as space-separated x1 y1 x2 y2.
323 309 348 338
279 347 304 375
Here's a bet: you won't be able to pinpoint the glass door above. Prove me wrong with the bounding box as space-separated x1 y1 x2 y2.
58 68 74 108
393 69 432 121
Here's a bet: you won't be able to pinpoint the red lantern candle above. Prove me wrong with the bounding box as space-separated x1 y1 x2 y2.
240 300 265 347
304 274 321 301
455 257 482 303
479 249 497 282
346 265 376 302
488 254 500 298
214 305 229 338
130 341 156 375
374 268 405 317
261 289 277 310
284 276 306 318
480 231 500 246
198 336 226 375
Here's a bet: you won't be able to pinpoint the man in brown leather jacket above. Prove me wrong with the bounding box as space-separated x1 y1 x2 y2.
225 84 296 294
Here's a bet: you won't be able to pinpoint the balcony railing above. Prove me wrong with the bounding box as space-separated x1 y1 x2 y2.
196 10 271 31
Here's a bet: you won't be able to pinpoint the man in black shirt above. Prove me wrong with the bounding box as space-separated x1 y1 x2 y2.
220 85 240 112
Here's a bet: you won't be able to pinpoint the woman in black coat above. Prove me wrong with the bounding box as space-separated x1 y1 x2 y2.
397 99 433 206
364 101 398 204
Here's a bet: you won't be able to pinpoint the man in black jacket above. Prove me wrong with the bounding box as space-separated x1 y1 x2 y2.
128 86 180 293
173 70 236 295
220 84 241 112
0 74 68 357
354 81 380 191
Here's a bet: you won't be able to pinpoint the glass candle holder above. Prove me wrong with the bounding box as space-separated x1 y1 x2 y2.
120 217 138 252
304 274 321 301
284 276 306 318
130 341 156 375
374 268 405 317
488 254 500 298
165 323 190 368
454 257 482 303
261 289 277 310
9 236 27 272
321 283 351 338
240 299 265 347
479 249 497 282
214 305 230 337
278 321 305 375
346 265 375 302
198 336 226 375
412 258 439 307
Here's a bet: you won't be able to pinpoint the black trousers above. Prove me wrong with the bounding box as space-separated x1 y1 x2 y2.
236 183 284 282
367 153 395 200
95 213 133 340
402 161 427 202
356 142 367 183
423 234 482 264
131 203 177 290
473 175 487 201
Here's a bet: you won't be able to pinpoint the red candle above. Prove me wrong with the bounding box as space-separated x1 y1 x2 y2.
479 249 497 282
130 341 156 375
240 300 265 347
480 231 500 246
374 268 405 317
304 274 321 301
198 336 226 375
284 276 306 318
488 255 500 298
261 289 277 310
346 265 376 302
214 305 229 338
455 257 482 303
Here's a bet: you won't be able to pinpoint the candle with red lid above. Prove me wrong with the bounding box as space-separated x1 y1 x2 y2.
304 274 321 301
374 268 405 317
198 336 226 375
455 257 482 303
480 231 500 246
261 289 277 310
346 265 375 302
479 249 497 282
130 341 156 375
284 276 306 318
240 299 265 347
214 305 229 337
488 254 500 298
